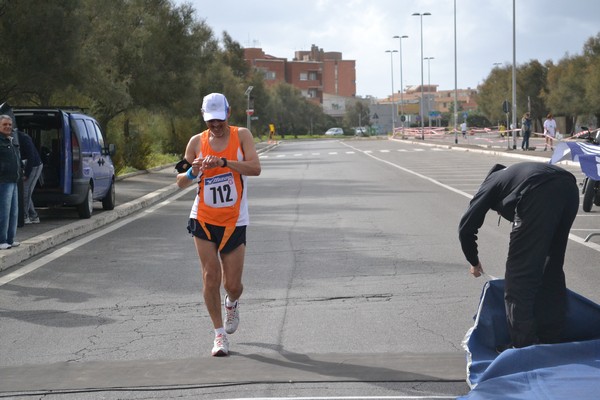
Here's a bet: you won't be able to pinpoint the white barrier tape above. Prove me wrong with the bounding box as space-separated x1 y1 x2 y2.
395 126 599 142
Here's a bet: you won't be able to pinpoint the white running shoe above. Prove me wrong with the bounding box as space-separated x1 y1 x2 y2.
0 243 11 250
211 333 229 357
224 296 239 334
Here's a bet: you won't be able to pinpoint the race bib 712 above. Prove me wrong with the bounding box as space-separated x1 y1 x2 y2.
203 172 238 208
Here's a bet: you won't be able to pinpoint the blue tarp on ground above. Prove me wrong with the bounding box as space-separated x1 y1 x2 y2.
459 279 600 399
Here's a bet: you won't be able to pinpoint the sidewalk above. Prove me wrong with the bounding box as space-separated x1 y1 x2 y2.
0 142 277 272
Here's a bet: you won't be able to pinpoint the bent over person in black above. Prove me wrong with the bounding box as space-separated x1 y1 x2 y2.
458 162 579 349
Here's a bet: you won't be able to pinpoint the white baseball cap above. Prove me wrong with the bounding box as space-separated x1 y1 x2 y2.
201 93 230 121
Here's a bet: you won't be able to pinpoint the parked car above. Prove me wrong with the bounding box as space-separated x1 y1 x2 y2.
10 105 116 219
325 127 344 136
354 127 367 136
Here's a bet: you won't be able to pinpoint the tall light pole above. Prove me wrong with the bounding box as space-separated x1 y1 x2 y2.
412 12 431 140
393 35 408 136
511 0 517 149
385 49 398 135
245 86 254 131
424 56 435 128
453 0 458 144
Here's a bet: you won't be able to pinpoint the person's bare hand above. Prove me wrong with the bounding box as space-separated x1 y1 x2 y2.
191 157 203 174
200 155 221 170
470 262 483 278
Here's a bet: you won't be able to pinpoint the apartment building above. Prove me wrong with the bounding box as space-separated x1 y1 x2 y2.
244 44 356 108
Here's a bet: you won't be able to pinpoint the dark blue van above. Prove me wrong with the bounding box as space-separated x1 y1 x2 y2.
11 107 116 218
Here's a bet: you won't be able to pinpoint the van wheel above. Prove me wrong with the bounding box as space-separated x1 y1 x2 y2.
77 185 94 219
102 181 116 210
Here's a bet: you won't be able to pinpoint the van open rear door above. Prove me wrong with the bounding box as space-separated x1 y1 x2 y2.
59 110 73 194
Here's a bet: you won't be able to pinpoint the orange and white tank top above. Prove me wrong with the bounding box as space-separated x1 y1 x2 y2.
189 126 248 226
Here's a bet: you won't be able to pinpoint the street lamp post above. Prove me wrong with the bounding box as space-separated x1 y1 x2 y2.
385 49 398 135
511 0 517 149
453 0 458 144
424 56 435 128
412 12 431 140
245 86 253 131
393 35 408 136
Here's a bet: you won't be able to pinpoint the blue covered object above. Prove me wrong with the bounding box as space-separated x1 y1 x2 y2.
459 279 600 399
550 141 600 180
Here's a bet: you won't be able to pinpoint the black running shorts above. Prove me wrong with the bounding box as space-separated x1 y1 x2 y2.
187 218 246 253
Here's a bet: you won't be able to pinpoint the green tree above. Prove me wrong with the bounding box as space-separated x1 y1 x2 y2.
517 60 547 126
583 34 600 124
220 31 250 79
543 56 588 132
343 100 371 130
478 61 549 130
269 83 305 137
0 0 85 104
79 0 218 144
477 65 512 126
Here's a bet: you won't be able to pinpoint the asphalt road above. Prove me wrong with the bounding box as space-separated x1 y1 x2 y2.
1 137 598 399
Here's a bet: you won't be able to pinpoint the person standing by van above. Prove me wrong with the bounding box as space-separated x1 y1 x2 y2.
18 131 43 224
0 115 22 249
176 93 261 356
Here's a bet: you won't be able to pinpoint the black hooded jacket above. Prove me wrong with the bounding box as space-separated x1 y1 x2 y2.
458 162 576 267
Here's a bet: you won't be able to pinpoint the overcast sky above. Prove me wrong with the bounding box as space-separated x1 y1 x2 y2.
177 0 599 99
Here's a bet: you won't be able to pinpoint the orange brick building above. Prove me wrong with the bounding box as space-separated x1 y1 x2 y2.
244 44 356 105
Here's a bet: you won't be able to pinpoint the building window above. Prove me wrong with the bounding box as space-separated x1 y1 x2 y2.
265 71 276 80
299 72 308 81
308 71 318 81
308 88 318 98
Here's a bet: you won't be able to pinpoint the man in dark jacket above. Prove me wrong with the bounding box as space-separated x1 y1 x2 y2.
458 162 579 350
18 131 43 224
0 115 22 249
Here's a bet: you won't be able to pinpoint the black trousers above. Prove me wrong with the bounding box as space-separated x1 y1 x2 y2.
504 176 579 347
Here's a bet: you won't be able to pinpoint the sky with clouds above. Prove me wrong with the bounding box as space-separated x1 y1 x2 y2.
177 0 600 99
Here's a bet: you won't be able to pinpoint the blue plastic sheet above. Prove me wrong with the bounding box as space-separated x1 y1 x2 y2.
459 279 600 399
550 141 600 180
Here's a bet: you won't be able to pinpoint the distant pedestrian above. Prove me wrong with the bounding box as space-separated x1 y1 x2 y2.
18 131 43 224
461 121 467 138
543 113 557 151
521 113 532 150
0 115 22 250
